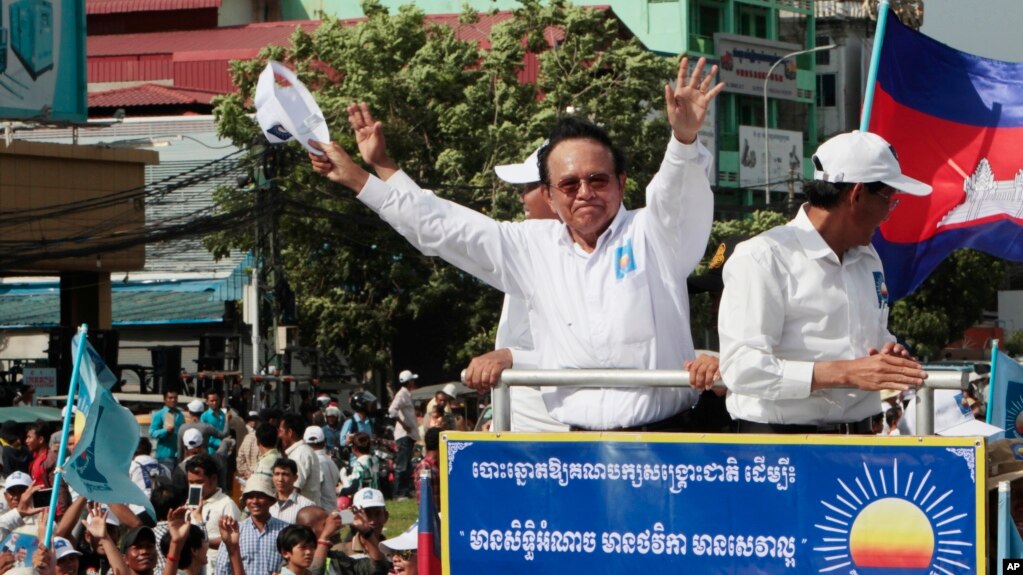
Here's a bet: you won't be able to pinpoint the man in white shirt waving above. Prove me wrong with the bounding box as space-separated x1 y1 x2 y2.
719 131 930 434
310 57 723 431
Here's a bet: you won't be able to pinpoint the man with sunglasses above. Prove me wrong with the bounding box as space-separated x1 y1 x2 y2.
309 57 724 431
718 131 932 434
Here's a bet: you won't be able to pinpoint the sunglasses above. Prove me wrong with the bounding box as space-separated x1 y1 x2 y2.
550 172 613 195
394 549 417 561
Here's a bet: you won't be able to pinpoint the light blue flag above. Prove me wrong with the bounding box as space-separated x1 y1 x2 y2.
990 349 1023 439
64 335 155 519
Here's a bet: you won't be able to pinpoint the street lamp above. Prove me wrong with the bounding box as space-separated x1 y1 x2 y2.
763 44 836 205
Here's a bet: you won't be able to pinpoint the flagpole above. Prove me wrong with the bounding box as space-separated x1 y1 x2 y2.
43 324 89 548
988 338 1000 425
859 0 891 131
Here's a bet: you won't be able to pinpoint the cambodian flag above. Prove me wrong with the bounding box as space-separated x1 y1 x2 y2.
418 468 441 575
869 10 1023 300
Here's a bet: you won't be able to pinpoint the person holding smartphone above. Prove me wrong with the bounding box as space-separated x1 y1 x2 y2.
293 506 387 575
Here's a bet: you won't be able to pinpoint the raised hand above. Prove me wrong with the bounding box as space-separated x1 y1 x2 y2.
665 56 724 144
17 485 43 518
81 503 110 542
0 551 14 575
167 506 191 542
347 102 396 172
219 515 241 549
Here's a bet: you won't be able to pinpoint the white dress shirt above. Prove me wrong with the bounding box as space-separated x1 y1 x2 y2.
358 136 713 430
718 206 896 425
496 293 570 432
284 442 322 502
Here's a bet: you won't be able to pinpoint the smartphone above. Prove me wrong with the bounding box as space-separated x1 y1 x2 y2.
337 509 354 525
31 488 51 508
187 485 203 508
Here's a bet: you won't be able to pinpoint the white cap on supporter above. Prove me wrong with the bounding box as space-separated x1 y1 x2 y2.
3 471 31 490
53 537 82 560
398 370 418 384
303 426 325 444
903 389 1003 436
380 521 418 554
187 399 205 414
812 131 932 196
494 143 546 184
182 428 203 449
353 487 386 509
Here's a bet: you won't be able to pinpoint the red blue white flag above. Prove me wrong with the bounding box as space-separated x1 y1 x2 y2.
418 468 442 575
869 11 1023 300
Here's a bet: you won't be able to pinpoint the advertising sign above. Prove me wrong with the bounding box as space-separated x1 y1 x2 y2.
738 124 803 193
23 366 56 395
698 99 717 185
715 34 802 101
442 433 984 574
0 0 86 122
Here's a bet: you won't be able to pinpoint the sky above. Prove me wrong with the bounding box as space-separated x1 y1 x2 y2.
921 0 1023 62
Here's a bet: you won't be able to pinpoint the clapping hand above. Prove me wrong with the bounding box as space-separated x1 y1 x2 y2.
219 516 241 549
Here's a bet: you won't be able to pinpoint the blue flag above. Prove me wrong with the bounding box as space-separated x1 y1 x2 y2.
64 335 155 518
989 349 1023 439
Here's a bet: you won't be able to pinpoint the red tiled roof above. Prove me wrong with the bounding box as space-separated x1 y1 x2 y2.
87 20 321 57
88 83 220 107
86 0 220 15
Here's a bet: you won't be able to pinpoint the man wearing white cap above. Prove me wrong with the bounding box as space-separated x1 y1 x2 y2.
52 536 82 575
0 472 41 541
304 426 340 510
423 383 457 432
176 399 230 462
388 370 419 499
215 475 288 575
720 131 932 434
463 144 569 432
379 521 417 575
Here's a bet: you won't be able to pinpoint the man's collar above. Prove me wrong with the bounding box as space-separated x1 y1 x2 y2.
791 205 839 262
556 203 627 251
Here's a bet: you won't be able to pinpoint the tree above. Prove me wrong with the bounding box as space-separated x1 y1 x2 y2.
208 0 678 381
890 249 1005 360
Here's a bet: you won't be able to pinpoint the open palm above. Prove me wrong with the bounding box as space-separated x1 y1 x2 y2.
665 57 724 144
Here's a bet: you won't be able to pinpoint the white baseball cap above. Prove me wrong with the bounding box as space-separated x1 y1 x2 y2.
303 426 325 444
353 487 386 509
255 60 330 156
381 521 418 554
3 471 31 490
441 383 458 398
904 389 1003 437
187 399 205 414
398 370 418 384
494 143 546 185
182 428 204 449
53 537 82 560
812 131 932 196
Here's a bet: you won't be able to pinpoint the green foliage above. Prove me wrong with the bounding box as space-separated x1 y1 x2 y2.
208 0 679 378
1002 329 1023 358
889 249 1005 360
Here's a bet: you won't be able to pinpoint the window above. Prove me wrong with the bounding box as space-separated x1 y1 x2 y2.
816 35 831 65
736 4 768 38
816 74 837 107
696 2 723 36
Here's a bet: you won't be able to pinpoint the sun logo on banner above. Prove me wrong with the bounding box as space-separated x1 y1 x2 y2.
1002 379 1023 438
813 460 972 574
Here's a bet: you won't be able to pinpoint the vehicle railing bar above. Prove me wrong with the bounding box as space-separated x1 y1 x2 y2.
490 369 967 434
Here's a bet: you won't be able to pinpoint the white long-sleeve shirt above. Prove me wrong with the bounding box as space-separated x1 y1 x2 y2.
358 136 714 430
718 206 896 425
496 293 570 432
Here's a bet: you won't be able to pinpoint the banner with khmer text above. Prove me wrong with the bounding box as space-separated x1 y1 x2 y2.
440 433 984 574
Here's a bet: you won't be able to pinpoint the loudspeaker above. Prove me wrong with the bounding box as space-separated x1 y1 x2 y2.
150 346 182 394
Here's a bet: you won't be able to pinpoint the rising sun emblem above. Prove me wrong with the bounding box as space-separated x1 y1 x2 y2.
814 459 973 574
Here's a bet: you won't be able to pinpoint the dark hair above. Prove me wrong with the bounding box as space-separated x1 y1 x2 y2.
281 414 306 437
885 407 901 427
151 484 186 520
255 423 278 449
206 390 220 399
537 117 628 185
424 427 440 451
273 457 298 475
259 407 284 423
804 179 888 209
351 432 371 454
184 453 219 478
135 437 153 457
160 525 206 570
163 390 177 399
277 524 317 555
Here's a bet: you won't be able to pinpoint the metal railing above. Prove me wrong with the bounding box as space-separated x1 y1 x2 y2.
490 368 968 434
